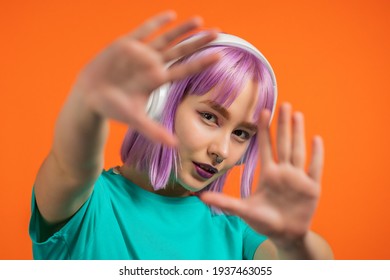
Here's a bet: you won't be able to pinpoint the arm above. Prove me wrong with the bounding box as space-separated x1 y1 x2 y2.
34 87 108 224
34 11 219 225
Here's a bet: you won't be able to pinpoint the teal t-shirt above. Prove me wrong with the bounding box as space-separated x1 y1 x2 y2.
29 168 267 260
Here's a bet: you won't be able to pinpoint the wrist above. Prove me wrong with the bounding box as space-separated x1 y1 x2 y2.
271 233 311 260
271 231 333 260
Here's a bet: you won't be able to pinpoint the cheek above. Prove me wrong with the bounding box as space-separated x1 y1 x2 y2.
174 114 210 150
227 145 248 167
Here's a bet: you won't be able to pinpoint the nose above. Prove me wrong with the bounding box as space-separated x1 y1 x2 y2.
208 132 230 163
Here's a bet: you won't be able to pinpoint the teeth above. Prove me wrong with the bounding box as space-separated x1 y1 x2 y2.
202 166 210 172
195 162 217 174
199 165 210 173
203 166 214 173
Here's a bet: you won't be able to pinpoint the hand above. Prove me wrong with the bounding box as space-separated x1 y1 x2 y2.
201 103 324 247
75 11 219 146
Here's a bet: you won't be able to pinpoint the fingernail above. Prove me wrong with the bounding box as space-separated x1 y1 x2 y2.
192 16 203 25
294 111 303 121
282 102 292 110
165 10 177 19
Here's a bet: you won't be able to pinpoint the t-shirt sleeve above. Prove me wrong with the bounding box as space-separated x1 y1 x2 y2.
29 177 106 259
241 220 268 260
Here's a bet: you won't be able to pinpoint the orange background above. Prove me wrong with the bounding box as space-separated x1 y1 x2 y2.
1 0 389 259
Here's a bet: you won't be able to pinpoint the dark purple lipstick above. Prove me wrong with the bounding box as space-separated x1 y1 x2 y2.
193 162 218 180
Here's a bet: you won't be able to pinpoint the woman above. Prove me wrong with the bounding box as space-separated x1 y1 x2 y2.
30 11 333 259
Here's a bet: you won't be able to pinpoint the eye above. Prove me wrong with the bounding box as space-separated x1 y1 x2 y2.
233 130 250 141
199 112 218 124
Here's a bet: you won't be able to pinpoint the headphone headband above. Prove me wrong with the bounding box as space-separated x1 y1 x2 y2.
146 33 277 120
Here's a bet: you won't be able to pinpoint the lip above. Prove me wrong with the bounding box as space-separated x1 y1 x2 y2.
193 162 218 180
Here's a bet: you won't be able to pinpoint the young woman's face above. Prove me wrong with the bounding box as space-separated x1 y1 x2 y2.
173 80 259 192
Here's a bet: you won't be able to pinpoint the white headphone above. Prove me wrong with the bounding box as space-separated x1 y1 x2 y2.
146 33 278 121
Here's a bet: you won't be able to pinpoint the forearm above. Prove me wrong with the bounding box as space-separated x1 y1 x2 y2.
52 85 109 181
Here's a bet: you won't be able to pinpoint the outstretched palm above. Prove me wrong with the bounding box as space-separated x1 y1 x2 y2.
76 11 219 146
201 103 324 246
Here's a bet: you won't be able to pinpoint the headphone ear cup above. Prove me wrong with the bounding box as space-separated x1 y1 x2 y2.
146 83 170 120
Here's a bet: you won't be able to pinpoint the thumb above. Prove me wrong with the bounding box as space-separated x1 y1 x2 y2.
200 192 247 216
132 114 177 147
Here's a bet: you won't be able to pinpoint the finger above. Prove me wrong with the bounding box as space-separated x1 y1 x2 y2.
166 52 220 81
162 30 218 63
149 17 203 50
308 136 324 183
291 112 306 169
94 90 177 147
258 109 274 166
132 113 178 147
200 192 247 216
276 103 292 162
129 11 176 41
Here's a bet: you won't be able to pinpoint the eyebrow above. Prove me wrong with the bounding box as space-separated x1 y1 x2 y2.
201 100 258 132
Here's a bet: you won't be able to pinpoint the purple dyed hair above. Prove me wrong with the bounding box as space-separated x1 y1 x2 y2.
121 45 275 198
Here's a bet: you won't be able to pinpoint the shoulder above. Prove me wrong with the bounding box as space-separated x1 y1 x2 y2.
254 239 278 260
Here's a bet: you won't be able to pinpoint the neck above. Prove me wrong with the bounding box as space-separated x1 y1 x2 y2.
118 165 192 197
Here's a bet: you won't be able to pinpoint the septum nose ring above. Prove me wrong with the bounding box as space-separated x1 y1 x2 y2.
215 154 224 164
